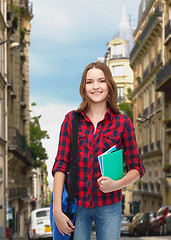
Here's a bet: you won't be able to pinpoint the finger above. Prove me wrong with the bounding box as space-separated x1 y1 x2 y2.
100 177 109 180
63 226 73 235
67 219 75 229
97 177 103 182
58 229 65 236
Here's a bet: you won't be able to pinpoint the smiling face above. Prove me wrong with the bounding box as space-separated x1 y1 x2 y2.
85 68 108 105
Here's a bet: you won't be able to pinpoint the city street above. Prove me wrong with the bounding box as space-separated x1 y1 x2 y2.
90 232 171 240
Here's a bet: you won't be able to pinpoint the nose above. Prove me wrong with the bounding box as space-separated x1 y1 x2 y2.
93 80 99 89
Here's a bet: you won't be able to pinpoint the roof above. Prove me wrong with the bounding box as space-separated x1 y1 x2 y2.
114 5 135 57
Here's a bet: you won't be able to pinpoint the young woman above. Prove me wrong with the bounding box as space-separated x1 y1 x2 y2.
52 62 145 240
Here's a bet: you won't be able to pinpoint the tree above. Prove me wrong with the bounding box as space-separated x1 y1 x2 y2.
118 88 133 122
30 103 49 167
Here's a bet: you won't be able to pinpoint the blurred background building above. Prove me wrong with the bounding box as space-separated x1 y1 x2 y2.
98 0 171 215
7 0 34 237
130 0 171 213
0 1 51 239
98 5 134 104
0 0 8 238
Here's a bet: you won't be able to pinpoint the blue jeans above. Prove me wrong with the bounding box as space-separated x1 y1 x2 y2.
73 201 122 240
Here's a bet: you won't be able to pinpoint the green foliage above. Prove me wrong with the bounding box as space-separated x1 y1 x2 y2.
9 3 22 17
138 39 141 45
118 88 133 122
30 103 49 168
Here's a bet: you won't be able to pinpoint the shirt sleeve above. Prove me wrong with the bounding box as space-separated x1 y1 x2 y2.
122 117 146 177
52 112 73 176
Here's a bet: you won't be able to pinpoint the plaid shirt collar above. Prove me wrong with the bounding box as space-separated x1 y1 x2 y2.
81 106 112 121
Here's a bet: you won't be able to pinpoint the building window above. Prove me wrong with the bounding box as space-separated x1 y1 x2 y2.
144 53 149 70
114 44 122 58
0 88 5 139
139 128 142 146
151 121 155 149
117 87 124 102
0 44 4 76
113 65 124 77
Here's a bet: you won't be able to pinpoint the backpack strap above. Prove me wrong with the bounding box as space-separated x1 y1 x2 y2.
66 111 81 218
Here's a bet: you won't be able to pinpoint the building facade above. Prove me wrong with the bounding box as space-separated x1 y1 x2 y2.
0 0 8 238
130 0 171 213
31 162 50 210
6 0 33 238
102 6 134 104
156 0 171 205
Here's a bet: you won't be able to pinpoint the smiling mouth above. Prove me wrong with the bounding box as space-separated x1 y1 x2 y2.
91 91 102 95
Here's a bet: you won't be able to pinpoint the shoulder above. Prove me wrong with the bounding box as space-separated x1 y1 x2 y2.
62 110 75 127
112 112 132 124
65 110 75 120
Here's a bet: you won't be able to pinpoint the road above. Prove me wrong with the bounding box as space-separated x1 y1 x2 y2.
91 232 171 240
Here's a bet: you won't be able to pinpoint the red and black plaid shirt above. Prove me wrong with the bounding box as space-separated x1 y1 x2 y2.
52 108 145 208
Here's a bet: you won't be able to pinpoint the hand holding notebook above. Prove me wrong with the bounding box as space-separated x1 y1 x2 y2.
98 147 123 181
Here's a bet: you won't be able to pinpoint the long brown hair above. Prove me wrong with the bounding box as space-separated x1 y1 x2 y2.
76 62 119 114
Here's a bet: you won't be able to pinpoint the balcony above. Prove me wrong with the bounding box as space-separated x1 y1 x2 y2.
157 140 161 150
157 97 161 109
9 187 28 199
143 183 148 191
112 54 122 59
150 102 154 114
143 107 149 118
151 183 154 192
8 127 32 164
143 145 148 154
165 20 171 46
156 59 171 91
21 87 26 108
130 4 162 64
157 50 162 64
143 67 149 81
20 0 33 18
150 142 154 152
151 59 155 71
157 183 161 193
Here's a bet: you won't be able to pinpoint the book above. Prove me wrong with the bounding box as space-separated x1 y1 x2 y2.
102 148 123 180
98 145 117 175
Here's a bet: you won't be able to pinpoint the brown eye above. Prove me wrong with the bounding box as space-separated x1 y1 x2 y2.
86 81 92 84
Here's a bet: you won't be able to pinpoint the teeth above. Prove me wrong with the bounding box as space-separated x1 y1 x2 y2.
92 92 101 94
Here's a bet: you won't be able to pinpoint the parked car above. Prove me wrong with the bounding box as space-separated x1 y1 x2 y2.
121 215 133 235
133 212 156 236
164 212 171 235
27 207 52 240
149 205 171 236
128 213 143 236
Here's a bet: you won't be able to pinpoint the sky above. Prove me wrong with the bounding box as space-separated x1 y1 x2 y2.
29 0 141 189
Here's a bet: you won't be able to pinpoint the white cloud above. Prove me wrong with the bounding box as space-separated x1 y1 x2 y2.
31 99 78 189
30 0 121 44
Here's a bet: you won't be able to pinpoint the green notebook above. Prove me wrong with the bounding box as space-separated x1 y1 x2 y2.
102 148 123 180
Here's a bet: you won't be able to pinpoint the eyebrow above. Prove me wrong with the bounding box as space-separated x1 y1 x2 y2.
86 77 105 80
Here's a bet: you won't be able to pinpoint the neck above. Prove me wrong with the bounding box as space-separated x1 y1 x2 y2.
86 101 108 117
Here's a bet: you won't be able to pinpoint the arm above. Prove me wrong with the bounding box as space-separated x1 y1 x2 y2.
98 116 145 193
97 169 140 193
53 172 75 236
52 112 75 236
